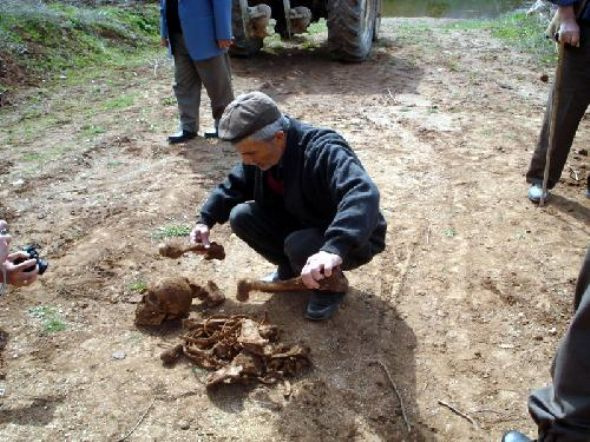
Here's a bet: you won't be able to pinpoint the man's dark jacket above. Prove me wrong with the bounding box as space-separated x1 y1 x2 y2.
552 0 590 21
199 118 387 262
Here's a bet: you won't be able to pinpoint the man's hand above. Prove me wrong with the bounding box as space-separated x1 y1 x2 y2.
0 220 10 265
190 223 211 247
217 39 232 49
160 37 169 48
4 251 38 287
301 251 343 289
557 6 580 47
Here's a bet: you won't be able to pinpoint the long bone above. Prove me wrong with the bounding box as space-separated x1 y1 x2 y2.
236 270 348 302
158 240 225 260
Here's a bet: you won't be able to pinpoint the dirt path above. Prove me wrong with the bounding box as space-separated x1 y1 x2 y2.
1 17 589 441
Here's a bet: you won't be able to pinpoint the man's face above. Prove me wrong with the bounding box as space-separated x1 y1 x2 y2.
235 132 285 171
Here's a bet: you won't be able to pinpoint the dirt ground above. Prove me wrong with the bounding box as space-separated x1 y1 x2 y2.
1 17 589 441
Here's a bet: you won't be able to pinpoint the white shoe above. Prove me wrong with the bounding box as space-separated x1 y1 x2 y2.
528 184 549 203
260 271 280 283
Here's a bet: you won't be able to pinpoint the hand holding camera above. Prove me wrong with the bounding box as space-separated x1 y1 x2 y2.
0 220 48 289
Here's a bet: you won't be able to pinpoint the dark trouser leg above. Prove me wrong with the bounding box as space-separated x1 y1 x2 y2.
283 228 374 275
171 33 201 133
528 247 590 441
229 202 299 272
283 228 375 320
526 26 590 189
194 53 234 122
229 202 375 278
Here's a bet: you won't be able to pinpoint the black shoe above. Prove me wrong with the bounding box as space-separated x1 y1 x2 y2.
305 291 345 321
204 119 220 139
502 431 532 442
204 129 218 139
167 130 197 144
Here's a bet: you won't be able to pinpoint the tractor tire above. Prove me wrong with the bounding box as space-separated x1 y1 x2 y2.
229 0 263 58
229 37 264 58
327 0 379 62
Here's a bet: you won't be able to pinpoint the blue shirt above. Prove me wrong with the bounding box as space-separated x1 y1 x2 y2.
552 1 590 22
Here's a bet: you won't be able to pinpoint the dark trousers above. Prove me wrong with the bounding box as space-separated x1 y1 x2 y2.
526 24 590 189
528 247 590 441
170 33 234 133
229 202 374 280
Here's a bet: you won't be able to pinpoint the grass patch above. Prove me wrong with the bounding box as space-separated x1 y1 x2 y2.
489 12 556 65
80 124 106 138
28 305 67 333
153 224 192 239
102 93 137 111
444 227 457 238
128 280 148 293
444 12 556 65
306 18 327 35
161 96 176 106
0 0 159 91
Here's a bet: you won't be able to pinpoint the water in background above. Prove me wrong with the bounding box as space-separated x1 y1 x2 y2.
383 0 529 18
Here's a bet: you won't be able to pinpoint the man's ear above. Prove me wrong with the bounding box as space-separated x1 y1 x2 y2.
275 130 286 143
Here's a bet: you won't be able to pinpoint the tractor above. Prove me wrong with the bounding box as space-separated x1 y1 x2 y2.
231 0 382 61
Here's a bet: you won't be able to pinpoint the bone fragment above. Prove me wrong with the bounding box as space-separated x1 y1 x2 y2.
236 270 348 302
160 344 184 365
158 240 225 260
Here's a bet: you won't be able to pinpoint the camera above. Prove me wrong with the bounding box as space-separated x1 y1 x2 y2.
14 245 48 275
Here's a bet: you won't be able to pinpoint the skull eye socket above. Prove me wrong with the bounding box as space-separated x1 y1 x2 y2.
145 292 161 307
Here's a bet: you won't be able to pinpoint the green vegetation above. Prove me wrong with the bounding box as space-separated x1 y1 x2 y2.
80 123 106 137
488 12 556 64
444 12 557 65
306 18 327 36
444 227 457 238
153 224 192 239
129 280 148 293
102 92 138 111
0 0 159 93
28 305 67 333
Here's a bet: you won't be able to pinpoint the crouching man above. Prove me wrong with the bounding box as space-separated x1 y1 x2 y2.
190 91 387 320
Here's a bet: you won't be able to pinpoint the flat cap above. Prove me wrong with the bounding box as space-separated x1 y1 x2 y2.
218 91 282 143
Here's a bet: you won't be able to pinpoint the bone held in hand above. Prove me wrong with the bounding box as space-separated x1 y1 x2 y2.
236 270 348 302
158 240 225 260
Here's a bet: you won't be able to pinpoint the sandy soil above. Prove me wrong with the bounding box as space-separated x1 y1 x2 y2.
1 17 589 441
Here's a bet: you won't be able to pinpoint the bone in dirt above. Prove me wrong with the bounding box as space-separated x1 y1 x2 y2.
158 240 225 260
134 277 226 326
161 315 310 386
236 270 349 302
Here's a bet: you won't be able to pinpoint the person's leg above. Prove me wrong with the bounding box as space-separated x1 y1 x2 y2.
171 33 201 134
194 52 234 135
283 228 374 320
526 27 590 191
283 228 374 274
527 247 590 441
229 202 298 277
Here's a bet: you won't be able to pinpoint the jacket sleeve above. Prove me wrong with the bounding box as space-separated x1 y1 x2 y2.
312 137 382 259
550 1 579 6
160 0 168 39
211 0 233 41
199 164 255 227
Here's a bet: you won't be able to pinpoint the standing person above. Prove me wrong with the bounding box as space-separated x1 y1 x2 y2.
526 0 590 203
0 220 39 295
503 246 590 442
160 0 234 144
189 92 387 321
